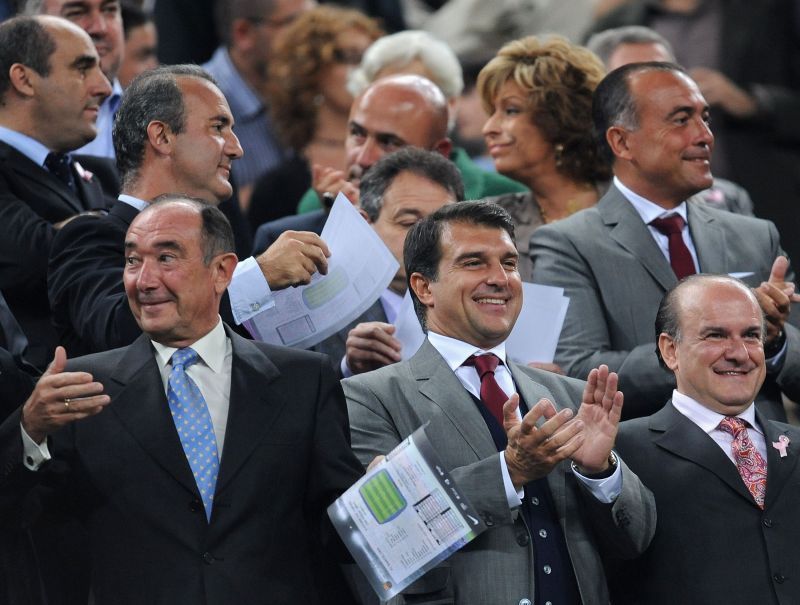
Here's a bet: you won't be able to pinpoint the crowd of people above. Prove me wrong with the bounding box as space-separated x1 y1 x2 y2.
0 0 798 604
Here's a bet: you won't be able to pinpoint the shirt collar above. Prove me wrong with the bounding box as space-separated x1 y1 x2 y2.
671 389 761 436
427 330 508 373
205 46 264 121
152 318 227 373
0 125 54 167
118 194 148 211
614 176 689 225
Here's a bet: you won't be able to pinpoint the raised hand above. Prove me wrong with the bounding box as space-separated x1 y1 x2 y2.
753 256 799 346
256 230 330 290
345 322 402 374
22 347 110 444
571 364 623 474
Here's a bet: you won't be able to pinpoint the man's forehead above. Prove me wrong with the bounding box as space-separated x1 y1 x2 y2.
382 173 453 213
179 78 233 121
631 69 704 108
43 0 109 13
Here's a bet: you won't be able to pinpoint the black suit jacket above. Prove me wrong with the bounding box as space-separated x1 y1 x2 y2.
252 209 327 255
0 141 114 368
49 199 249 356
612 403 800 604
0 327 363 604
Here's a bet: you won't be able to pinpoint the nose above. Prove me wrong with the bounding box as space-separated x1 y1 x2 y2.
694 115 714 149
482 109 500 138
92 69 112 100
226 130 244 159
724 337 750 363
83 8 110 36
135 258 160 291
485 260 511 287
354 138 381 170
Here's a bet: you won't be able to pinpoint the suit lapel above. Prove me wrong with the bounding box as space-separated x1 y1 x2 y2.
759 413 800 510
600 187 676 291
1 144 85 214
650 403 756 505
411 341 498 460
106 333 199 496
214 329 284 493
687 203 729 273
72 162 107 211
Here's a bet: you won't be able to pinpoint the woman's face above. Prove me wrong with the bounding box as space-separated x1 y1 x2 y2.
482 79 555 185
319 28 375 114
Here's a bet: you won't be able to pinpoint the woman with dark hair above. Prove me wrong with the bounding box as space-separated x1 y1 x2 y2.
247 5 382 230
479 35 609 280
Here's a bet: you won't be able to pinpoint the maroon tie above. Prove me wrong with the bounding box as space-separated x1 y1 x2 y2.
718 417 767 509
650 215 696 279
463 354 508 426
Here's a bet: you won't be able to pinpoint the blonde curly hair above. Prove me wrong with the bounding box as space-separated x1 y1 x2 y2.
478 35 610 184
268 5 383 151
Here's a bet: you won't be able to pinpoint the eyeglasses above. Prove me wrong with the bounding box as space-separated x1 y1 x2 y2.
332 47 364 66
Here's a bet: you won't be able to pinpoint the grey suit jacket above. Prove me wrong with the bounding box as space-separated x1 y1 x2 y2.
613 403 800 604
344 340 656 605
530 185 800 420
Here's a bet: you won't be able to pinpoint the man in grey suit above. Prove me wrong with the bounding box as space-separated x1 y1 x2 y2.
313 148 464 377
344 201 655 605
531 62 800 421
611 274 800 604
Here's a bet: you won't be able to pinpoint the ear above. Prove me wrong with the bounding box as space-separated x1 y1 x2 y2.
658 332 679 372
212 252 238 295
231 17 257 52
606 126 632 161
433 137 453 160
409 272 434 309
8 63 36 98
146 120 172 156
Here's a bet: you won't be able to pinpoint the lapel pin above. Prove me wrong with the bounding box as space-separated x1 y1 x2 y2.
74 161 94 183
772 435 790 458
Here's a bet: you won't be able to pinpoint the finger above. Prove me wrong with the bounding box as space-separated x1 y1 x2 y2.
545 417 584 450
769 256 789 284
62 393 111 413
609 391 624 426
502 393 521 431
54 380 106 401
529 404 573 442
348 339 402 363
45 346 68 376
601 370 620 411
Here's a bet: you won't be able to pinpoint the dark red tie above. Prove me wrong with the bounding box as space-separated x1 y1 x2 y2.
650 215 696 279
463 354 508 426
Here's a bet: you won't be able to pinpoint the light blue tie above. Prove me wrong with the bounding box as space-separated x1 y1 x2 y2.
167 348 219 521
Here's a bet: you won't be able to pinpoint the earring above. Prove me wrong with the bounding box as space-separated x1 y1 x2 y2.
554 143 564 167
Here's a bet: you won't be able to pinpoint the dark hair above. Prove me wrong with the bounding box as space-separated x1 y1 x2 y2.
592 61 686 164
121 2 152 36
147 194 235 264
654 274 765 369
113 65 217 188
0 16 56 100
359 148 465 222
585 26 676 68
404 200 515 329
215 0 275 47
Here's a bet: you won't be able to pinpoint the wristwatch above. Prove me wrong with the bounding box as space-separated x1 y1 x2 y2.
571 451 618 479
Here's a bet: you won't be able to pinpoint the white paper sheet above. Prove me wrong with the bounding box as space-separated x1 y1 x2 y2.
244 194 399 349
328 425 486 600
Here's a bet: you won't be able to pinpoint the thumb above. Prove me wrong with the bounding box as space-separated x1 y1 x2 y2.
46 346 67 376
769 256 789 284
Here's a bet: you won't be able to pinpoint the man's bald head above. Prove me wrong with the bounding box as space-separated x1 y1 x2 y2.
345 74 451 183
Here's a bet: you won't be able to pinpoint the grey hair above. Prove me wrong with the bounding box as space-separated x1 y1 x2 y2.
586 25 676 68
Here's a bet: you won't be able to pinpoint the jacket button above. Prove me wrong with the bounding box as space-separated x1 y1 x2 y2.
189 499 203 513
763 518 773 528
774 573 785 584
518 599 532 605
202 552 215 565
516 533 529 547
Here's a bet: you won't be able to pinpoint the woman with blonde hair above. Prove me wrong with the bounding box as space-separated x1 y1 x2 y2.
480 35 609 280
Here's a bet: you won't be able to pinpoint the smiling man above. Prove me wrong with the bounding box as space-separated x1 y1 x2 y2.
344 200 655 605
609 274 800 604
531 62 800 421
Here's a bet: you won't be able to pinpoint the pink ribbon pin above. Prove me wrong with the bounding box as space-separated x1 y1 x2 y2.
772 435 790 458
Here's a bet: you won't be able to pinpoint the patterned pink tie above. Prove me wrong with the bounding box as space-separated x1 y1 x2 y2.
718 416 767 509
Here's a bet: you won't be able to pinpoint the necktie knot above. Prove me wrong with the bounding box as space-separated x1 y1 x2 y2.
650 214 685 235
718 416 748 436
464 353 501 378
44 152 75 190
171 347 200 371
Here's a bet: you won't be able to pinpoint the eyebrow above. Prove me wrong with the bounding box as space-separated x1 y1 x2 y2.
70 54 98 71
124 240 185 253
665 104 710 119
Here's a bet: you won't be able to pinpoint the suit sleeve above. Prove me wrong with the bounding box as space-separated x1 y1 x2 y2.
530 224 676 417
47 214 141 352
343 377 516 527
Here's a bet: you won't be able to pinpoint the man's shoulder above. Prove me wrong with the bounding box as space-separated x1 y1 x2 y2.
252 210 326 254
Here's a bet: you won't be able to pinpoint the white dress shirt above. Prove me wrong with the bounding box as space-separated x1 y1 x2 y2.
671 390 767 464
427 331 622 506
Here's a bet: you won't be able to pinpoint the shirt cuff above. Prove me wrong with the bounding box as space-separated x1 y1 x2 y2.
572 454 623 504
340 355 353 379
228 256 275 324
21 425 50 470
500 452 524 508
765 337 788 373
